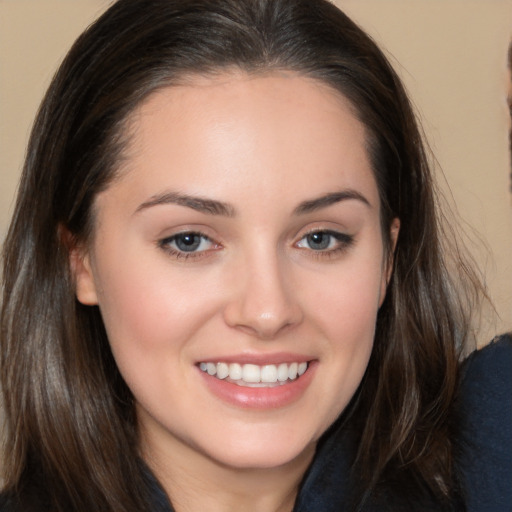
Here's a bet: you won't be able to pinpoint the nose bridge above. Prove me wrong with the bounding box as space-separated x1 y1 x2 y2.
224 245 302 338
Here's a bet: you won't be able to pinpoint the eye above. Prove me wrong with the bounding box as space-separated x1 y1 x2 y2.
159 232 217 258
296 230 354 253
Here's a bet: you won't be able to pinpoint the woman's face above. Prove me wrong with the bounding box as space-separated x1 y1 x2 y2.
75 72 397 471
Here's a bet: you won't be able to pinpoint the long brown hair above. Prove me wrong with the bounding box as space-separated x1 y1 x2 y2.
1 0 482 510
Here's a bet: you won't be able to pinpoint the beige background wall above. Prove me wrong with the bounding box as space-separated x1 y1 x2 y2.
1 0 512 342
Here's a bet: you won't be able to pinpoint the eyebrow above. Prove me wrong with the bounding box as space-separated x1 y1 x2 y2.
135 189 370 217
293 190 371 215
135 192 235 217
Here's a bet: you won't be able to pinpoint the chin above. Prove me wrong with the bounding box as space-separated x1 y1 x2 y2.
198 429 318 471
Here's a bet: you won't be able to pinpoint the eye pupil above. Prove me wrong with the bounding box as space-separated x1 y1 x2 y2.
307 232 330 250
175 233 201 252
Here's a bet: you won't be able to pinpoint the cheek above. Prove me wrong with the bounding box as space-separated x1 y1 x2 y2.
304 257 385 334
299 257 384 388
92 249 223 370
318 278 379 368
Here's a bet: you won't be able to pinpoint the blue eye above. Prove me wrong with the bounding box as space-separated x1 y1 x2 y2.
296 230 353 252
304 232 333 250
173 233 204 252
160 232 215 256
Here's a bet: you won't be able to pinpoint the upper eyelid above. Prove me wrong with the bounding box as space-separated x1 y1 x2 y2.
300 227 342 235
162 230 210 240
157 226 353 249
295 229 354 248
159 227 217 243
295 226 351 240
161 231 215 247
158 232 219 260
158 228 351 243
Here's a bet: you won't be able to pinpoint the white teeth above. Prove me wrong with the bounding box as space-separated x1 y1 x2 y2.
242 364 260 383
199 361 309 384
288 362 298 380
260 365 278 383
229 363 242 380
277 363 289 382
216 362 229 380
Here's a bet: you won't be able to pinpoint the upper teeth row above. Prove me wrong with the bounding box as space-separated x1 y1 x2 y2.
199 361 308 383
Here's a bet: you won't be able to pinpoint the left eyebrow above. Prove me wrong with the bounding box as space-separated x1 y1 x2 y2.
293 190 371 215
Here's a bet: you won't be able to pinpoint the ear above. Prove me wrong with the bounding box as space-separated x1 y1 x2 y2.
60 226 99 306
379 217 400 306
386 217 400 283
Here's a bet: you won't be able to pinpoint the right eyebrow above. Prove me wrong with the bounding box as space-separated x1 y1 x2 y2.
134 191 235 217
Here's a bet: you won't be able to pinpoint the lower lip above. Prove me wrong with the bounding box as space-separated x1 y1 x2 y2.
198 362 317 409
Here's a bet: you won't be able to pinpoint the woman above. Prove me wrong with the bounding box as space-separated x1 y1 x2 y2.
1 0 510 511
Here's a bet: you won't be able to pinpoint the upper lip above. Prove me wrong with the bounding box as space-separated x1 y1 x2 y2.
195 352 313 366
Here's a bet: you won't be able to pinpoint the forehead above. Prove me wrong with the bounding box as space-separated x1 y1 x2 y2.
126 70 365 147
101 71 378 213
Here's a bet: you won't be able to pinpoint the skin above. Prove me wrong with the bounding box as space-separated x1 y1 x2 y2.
73 71 399 512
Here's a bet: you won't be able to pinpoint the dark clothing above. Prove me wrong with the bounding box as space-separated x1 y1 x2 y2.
2 336 511 511
455 335 512 511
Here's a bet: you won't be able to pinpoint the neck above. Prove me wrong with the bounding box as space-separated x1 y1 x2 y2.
140 429 315 512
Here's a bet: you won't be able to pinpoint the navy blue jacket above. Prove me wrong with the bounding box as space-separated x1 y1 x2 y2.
2 336 511 511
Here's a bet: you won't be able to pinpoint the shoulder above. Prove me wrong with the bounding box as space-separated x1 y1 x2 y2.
455 334 512 512
460 334 512 387
458 334 512 429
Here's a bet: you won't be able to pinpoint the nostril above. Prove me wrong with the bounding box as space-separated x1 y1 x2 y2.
222 263 304 338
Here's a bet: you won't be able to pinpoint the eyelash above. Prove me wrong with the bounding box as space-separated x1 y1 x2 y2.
295 230 354 259
158 232 218 260
158 229 354 261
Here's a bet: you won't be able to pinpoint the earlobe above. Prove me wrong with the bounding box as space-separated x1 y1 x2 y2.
61 226 99 306
72 249 99 306
379 217 400 306
387 217 400 283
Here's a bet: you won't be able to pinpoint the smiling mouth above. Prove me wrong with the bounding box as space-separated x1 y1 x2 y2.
198 361 309 387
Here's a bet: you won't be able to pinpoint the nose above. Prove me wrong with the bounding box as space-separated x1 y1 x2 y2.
223 252 303 339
